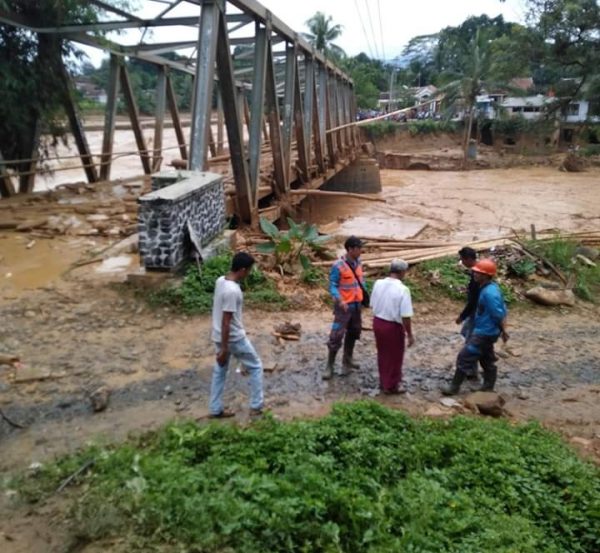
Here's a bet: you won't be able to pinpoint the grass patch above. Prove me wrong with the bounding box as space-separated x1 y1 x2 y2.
412 256 471 301
526 237 600 301
13 402 600 552
148 253 288 314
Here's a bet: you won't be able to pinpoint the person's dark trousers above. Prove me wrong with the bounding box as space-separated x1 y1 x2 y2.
457 334 498 391
324 302 362 378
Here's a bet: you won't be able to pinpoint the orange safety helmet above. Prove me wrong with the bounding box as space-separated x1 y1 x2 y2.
472 258 497 277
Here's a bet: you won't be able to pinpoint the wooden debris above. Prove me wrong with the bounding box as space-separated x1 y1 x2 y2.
288 189 386 203
272 332 300 341
0 353 19 365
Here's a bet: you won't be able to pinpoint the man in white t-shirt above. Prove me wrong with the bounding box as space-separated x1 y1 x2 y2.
369 259 415 394
209 252 264 418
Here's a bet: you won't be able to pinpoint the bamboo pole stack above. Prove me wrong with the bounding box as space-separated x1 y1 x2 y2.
310 230 600 269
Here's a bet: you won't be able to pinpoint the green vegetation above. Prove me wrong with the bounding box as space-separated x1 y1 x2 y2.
414 256 471 301
580 144 600 157
361 120 460 141
527 237 600 301
407 119 460 136
257 217 332 274
15 402 600 552
148 253 287 314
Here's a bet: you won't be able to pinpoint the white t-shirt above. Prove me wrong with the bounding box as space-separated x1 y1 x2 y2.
370 277 413 323
211 276 246 343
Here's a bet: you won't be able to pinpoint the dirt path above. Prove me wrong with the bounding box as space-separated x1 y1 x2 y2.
2 165 600 551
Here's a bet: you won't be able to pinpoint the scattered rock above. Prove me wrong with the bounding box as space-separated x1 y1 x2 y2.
464 391 506 417
525 286 576 307
90 386 111 412
439 397 461 408
575 245 599 261
407 162 431 170
570 437 592 448
559 153 585 172
13 364 52 383
424 405 451 417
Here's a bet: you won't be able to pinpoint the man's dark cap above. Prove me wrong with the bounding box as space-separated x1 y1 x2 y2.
344 236 364 249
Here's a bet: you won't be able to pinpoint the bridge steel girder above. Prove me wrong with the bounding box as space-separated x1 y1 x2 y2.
189 1 219 171
0 0 359 224
99 55 120 181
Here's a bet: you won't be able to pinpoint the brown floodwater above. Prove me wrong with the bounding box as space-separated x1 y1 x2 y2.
307 167 600 242
0 233 88 295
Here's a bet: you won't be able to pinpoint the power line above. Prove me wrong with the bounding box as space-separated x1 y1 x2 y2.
363 0 381 59
376 0 386 62
352 0 376 59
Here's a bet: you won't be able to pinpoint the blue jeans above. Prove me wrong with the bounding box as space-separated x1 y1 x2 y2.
209 337 263 415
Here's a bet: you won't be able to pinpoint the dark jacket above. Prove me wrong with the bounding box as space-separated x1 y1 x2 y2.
459 271 480 322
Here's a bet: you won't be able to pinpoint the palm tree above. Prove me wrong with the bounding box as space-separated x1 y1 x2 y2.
303 12 345 60
440 29 491 167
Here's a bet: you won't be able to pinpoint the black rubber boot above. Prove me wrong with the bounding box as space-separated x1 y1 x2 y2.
441 371 466 396
322 350 337 380
342 336 360 370
480 366 497 392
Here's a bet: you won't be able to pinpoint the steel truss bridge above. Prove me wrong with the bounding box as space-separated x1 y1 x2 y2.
0 0 361 224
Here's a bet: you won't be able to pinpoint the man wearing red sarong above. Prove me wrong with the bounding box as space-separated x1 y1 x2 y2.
370 259 415 394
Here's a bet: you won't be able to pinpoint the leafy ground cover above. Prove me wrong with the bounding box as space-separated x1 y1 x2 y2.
525 237 600 302
14 402 600 552
147 253 288 314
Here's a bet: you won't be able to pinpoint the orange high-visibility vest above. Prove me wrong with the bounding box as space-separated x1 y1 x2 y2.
335 259 364 304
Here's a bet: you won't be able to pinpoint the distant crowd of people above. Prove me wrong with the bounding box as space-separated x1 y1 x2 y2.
207 238 508 418
356 108 442 122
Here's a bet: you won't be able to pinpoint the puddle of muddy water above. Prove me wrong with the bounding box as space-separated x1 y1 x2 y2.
0 234 88 294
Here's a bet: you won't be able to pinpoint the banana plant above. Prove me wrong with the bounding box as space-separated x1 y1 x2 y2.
256 217 332 273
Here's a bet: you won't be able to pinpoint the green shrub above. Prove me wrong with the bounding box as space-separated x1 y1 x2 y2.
526 237 600 302
416 256 470 301
580 144 600 157
406 119 459 136
16 402 600 552
149 253 288 313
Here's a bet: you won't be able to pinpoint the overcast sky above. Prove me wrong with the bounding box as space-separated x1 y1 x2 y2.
259 0 527 61
82 0 528 66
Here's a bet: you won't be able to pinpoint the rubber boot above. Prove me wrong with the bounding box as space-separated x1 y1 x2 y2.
322 350 337 380
479 366 497 392
441 370 466 396
342 336 360 371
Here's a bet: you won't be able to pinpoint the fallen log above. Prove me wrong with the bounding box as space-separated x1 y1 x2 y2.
288 189 386 203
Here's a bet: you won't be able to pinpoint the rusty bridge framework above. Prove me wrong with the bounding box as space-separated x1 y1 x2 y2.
0 0 361 224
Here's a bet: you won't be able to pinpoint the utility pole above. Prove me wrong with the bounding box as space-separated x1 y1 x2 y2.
388 68 395 113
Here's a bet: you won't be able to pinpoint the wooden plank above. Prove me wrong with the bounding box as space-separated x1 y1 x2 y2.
119 64 151 174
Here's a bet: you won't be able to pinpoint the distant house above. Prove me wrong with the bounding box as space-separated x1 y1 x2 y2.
74 77 108 105
501 95 549 120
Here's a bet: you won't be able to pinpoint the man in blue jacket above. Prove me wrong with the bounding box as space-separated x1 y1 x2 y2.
442 258 509 395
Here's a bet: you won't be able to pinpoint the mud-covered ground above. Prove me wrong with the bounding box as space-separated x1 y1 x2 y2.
1 165 600 551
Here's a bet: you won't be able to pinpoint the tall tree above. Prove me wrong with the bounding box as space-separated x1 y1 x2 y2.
303 12 345 60
0 0 128 195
